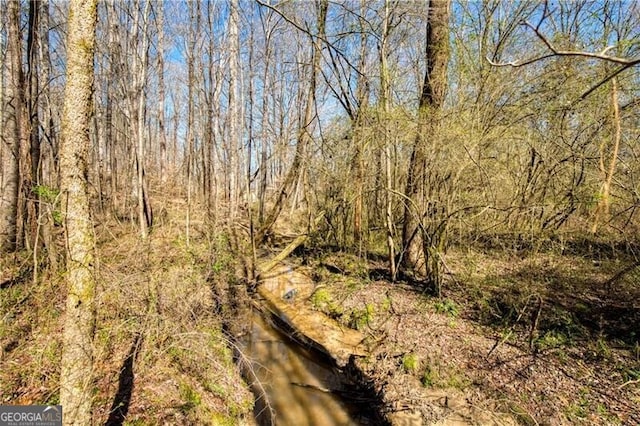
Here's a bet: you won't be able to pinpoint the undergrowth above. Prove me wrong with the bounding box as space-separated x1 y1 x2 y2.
0 211 254 425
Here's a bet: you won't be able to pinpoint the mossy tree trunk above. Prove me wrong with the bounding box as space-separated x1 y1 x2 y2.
58 0 98 424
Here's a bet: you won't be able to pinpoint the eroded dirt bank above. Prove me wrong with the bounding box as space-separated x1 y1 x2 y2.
252 263 515 425
250 249 639 425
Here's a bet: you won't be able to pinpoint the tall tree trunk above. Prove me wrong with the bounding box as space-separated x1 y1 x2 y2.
106 7 118 210
352 0 369 256
132 0 152 239
0 1 5 206
39 0 57 187
185 0 199 246
59 0 98 423
591 77 621 234
26 0 41 248
401 0 450 285
379 0 396 280
157 1 167 186
228 0 241 217
38 0 60 270
205 0 219 220
0 0 25 253
258 13 275 225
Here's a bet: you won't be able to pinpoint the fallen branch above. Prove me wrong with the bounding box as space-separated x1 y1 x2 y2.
603 261 640 290
617 379 639 390
256 234 308 277
256 212 325 277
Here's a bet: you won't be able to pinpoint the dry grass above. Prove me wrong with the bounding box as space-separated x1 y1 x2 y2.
0 206 254 425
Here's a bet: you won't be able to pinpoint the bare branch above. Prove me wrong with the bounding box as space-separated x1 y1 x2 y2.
487 20 640 68
255 0 365 78
579 62 638 100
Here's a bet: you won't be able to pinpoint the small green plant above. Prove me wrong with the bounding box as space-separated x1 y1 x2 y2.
210 414 237 426
206 382 227 399
310 287 342 317
350 303 375 330
211 259 225 274
381 296 392 312
619 366 640 382
33 185 62 225
33 185 59 203
534 330 568 350
596 337 612 360
421 365 434 387
565 387 591 420
434 299 459 317
402 353 419 373
310 287 332 308
595 404 620 424
179 382 201 411
444 371 470 389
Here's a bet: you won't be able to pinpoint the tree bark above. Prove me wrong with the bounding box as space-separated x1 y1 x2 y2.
132 0 152 239
228 0 241 217
157 0 167 186
0 0 25 253
401 0 450 281
26 0 41 247
591 77 621 234
185 1 200 246
379 0 396 280
58 0 98 424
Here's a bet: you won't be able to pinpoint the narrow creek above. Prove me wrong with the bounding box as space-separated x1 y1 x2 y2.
240 308 377 425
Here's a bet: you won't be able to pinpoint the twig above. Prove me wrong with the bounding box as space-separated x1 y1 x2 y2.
486 294 541 358
617 379 639 390
486 16 640 100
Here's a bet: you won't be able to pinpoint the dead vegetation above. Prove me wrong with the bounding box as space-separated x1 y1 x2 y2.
0 208 254 425
297 234 640 425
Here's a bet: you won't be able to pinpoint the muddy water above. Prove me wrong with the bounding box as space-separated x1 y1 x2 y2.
241 311 375 426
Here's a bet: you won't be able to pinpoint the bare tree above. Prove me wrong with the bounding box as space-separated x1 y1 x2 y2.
157 0 168 186
228 0 241 217
257 0 326 242
0 0 25 253
185 0 200 245
379 0 396 279
401 0 451 289
131 0 153 239
58 0 98 423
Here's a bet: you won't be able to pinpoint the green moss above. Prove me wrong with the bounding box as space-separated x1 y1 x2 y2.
179 382 201 411
349 303 375 330
402 353 419 373
310 287 332 308
534 330 568 350
210 413 238 426
310 287 342 317
421 365 434 387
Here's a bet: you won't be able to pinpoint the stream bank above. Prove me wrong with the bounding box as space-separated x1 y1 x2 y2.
240 308 380 425
238 263 430 426
220 263 386 425
244 262 519 426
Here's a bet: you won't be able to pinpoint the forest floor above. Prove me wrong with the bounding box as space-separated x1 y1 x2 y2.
0 202 255 425
294 235 640 425
2 199 639 426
